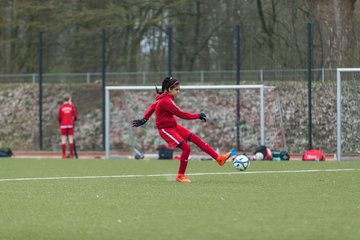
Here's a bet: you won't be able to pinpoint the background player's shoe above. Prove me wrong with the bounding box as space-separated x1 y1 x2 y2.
62 154 66 159
216 152 231 166
176 174 191 183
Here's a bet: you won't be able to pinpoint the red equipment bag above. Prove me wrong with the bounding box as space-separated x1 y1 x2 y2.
302 149 326 161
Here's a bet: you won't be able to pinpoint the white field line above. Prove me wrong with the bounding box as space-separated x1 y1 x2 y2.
0 168 358 182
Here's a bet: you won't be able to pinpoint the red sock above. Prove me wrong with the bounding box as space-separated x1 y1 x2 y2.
188 134 219 160
61 144 66 155
177 142 190 174
69 143 74 155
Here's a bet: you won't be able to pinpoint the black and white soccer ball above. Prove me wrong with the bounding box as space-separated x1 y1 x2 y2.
233 155 250 171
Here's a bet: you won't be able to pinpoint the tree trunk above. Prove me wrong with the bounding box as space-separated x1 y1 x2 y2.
305 0 357 68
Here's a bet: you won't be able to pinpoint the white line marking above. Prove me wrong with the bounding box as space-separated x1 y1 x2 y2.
0 168 358 182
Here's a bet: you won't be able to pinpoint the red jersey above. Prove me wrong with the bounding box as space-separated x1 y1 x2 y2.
58 102 77 128
143 92 200 129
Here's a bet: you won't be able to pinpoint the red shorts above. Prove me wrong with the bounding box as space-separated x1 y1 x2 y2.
158 125 192 148
60 127 74 136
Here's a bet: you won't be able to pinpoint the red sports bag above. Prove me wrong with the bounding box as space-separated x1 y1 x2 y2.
302 149 326 161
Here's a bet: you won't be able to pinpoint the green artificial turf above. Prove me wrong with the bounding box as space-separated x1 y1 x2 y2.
0 158 359 240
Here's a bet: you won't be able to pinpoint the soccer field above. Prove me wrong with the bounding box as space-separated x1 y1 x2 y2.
0 158 359 240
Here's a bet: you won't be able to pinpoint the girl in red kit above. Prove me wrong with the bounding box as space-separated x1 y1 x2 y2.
132 77 231 183
58 94 77 159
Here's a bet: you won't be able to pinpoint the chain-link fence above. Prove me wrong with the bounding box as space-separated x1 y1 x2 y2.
0 20 356 156
0 68 338 85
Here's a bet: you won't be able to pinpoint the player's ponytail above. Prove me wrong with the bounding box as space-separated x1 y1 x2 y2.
156 77 179 94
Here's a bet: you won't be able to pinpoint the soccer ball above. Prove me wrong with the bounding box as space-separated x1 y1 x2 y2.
233 155 250 171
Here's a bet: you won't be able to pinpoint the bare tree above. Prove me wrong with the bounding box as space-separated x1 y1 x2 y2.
305 0 357 68
0 0 359 73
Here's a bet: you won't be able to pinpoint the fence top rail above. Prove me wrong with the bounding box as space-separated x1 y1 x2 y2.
105 84 274 91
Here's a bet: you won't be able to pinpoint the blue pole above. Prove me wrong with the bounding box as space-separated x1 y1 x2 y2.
307 23 313 150
236 25 241 151
38 31 43 150
101 29 106 151
167 27 172 77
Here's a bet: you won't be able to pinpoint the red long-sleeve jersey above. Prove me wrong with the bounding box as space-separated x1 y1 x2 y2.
143 92 200 129
58 102 77 128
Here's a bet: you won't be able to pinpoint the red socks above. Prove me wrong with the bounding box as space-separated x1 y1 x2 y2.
176 134 219 175
61 144 66 155
62 143 74 157
69 143 74 156
177 142 190 174
188 134 218 160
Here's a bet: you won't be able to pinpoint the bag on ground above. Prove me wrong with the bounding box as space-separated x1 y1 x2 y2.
0 148 13 157
157 145 174 160
302 149 325 161
253 145 273 160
